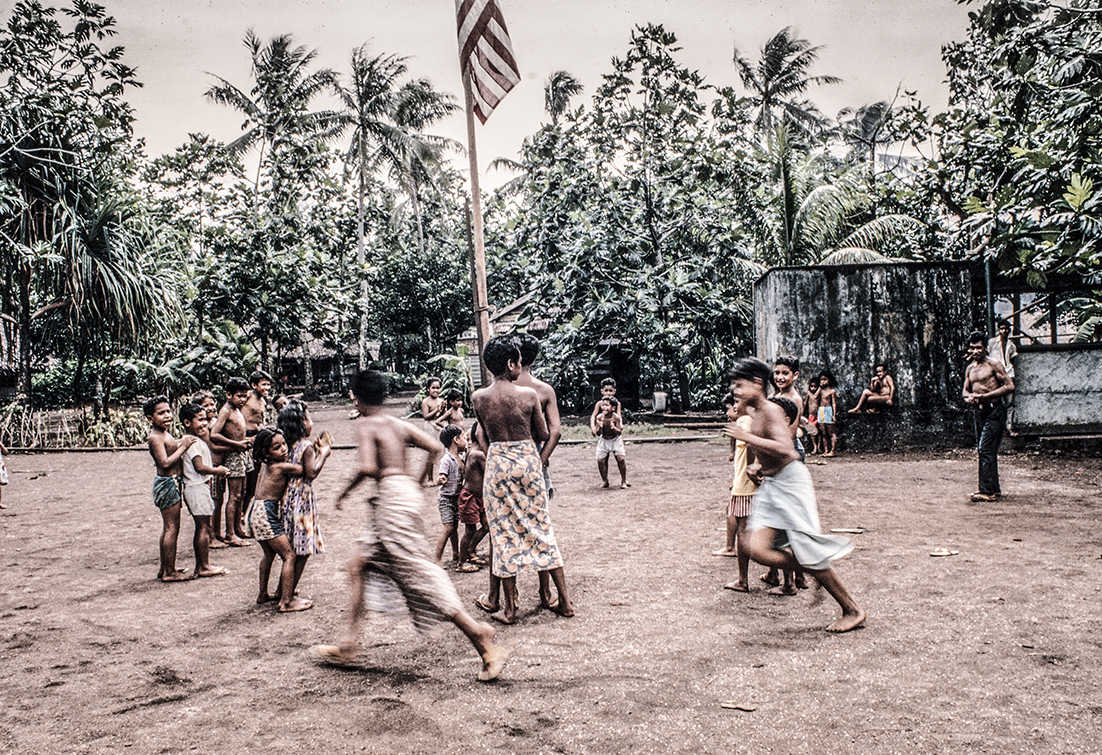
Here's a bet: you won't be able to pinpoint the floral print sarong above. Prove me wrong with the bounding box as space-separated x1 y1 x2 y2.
484 440 564 578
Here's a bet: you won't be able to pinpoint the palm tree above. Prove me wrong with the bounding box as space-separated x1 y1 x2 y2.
838 100 894 171
733 26 841 136
332 46 457 368
544 70 583 124
205 31 340 196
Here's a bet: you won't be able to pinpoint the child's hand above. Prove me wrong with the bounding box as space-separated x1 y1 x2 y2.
215 466 229 477
747 463 763 484
182 436 198 448
722 422 748 442
728 453 735 462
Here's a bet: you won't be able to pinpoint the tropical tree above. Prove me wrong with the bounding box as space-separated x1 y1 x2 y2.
544 70 583 123
838 100 894 170
731 26 841 136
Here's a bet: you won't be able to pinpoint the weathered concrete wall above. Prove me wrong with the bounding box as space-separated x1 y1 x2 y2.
754 262 975 448
1014 345 1102 435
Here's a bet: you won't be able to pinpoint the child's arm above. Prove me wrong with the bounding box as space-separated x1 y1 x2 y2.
405 419 444 484
0 440 7 454
148 434 196 469
611 414 623 434
209 409 248 450
829 391 837 412
191 451 229 477
724 421 794 459
589 402 601 434
728 436 736 461
301 443 331 481
539 387 562 466
530 395 550 444
272 461 304 477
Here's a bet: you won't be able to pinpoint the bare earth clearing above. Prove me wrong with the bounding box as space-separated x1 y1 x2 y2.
1 401 1100 753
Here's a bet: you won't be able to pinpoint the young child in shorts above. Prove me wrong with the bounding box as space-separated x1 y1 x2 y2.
818 370 839 457
178 402 229 578
245 428 311 612
458 422 489 568
804 379 822 455
144 395 196 582
193 390 227 548
592 397 628 488
210 377 253 545
588 377 622 428
713 393 741 557
723 393 759 592
434 424 467 567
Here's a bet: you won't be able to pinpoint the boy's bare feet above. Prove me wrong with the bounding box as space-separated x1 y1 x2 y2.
159 570 191 583
620 482 630 489
724 580 749 592
195 566 228 578
227 537 252 547
278 597 314 613
308 644 359 668
478 642 510 682
759 571 781 587
795 574 809 590
474 594 498 613
489 610 515 625
209 539 229 549
256 593 277 604
770 584 798 596
825 608 866 633
824 452 835 457
711 548 738 557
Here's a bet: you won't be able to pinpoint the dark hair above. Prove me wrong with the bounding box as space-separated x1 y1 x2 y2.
439 424 463 448
722 392 736 406
774 355 800 373
425 375 442 389
819 369 837 387
445 389 463 402
249 370 273 386
225 377 249 395
178 402 204 424
769 396 800 424
606 397 620 409
191 389 215 405
601 377 616 389
252 428 278 466
968 331 987 346
352 370 388 406
517 332 540 366
996 318 1010 329
277 400 309 446
482 335 520 377
143 395 170 417
729 357 772 386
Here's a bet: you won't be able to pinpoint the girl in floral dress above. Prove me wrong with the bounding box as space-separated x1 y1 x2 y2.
277 401 332 598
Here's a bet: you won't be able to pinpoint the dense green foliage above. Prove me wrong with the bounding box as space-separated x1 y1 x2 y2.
1 0 1097 414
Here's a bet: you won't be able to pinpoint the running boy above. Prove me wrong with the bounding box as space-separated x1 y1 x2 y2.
178 403 229 578
434 424 468 568
210 377 253 545
724 358 865 632
308 370 508 681
591 397 628 489
144 396 196 582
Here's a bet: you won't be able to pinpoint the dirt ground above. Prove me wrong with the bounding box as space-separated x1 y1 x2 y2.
1 400 1100 753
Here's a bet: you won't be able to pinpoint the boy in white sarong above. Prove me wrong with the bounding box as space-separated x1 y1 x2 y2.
724 357 866 633
308 370 508 682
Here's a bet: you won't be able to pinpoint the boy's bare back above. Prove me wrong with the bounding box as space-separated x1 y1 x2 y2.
472 381 548 445
463 447 486 494
254 461 302 500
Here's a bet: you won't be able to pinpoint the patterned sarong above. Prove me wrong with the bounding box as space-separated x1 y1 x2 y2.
358 475 463 634
152 475 181 511
748 461 852 570
484 440 564 578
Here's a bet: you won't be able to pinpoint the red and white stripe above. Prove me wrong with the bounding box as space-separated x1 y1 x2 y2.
456 0 520 123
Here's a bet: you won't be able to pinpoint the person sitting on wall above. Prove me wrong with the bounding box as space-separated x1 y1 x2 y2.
847 363 896 414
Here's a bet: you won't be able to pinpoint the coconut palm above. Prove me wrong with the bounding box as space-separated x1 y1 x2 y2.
332 46 457 368
544 70 583 124
838 100 894 171
734 26 841 136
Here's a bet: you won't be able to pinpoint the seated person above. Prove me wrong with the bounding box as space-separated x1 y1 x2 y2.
848 363 895 414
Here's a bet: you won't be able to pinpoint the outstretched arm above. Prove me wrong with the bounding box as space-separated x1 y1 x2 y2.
406 420 444 484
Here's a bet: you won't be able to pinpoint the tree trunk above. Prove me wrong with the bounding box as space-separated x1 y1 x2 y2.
356 136 369 371
72 339 87 408
17 262 32 400
303 354 314 395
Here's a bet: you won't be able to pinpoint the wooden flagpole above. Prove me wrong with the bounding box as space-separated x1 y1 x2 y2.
462 71 492 385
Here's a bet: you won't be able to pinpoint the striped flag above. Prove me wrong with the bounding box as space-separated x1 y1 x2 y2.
456 0 520 123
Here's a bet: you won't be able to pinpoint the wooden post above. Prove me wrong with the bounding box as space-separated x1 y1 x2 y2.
1049 293 1059 344
464 199 487 387
462 72 492 386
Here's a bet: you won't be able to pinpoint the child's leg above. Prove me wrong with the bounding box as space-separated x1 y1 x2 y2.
597 454 610 486
269 535 310 612
449 608 509 681
615 454 629 487
826 424 837 455
291 554 309 595
542 566 574 617
735 516 750 586
339 555 368 655
494 576 518 623
158 503 186 581
713 499 738 556
805 566 866 632
435 523 456 563
795 565 809 589
449 526 460 564
192 515 219 575
459 524 474 562
211 480 225 542
225 478 245 543
747 527 800 571
257 540 277 603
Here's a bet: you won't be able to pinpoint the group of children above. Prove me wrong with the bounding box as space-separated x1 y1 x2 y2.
143 370 328 613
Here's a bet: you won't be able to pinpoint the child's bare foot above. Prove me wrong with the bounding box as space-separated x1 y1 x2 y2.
548 597 575 618
759 571 781 587
456 562 480 573
209 538 229 549
619 482 630 489
825 608 866 633
195 566 228 578
308 644 359 667
601 480 609 488
724 580 749 592
278 597 314 613
159 570 191 583
226 537 252 547
478 642 510 682
770 584 798 596
795 574 809 590
256 593 277 605
711 548 738 557
489 610 515 625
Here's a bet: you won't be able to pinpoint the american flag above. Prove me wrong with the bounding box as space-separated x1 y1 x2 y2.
456 0 520 123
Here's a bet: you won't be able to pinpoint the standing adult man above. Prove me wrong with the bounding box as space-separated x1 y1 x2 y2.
987 318 1019 433
963 332 1015 502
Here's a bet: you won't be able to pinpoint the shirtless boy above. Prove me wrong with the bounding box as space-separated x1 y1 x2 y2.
308 370 508 682
472 336 573 623
818 371 839 457
592 398 629 488
243 370 273 504
420 377 446 430
963 332 1014 502
144 396 196 582
210 377 253 545
804 379 822 455
848 363 895 414
439 390 466 427
459 423 490 567
724 357 865 632
588 377 622 429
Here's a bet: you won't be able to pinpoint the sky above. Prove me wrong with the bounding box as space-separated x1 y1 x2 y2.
6 0 973 187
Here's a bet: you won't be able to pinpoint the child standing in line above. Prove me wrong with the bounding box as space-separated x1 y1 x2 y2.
713 393 741 557
278 401 332 599
592 397 629 489
440 390 465 426
144 396 196 582
210 377 253 545
723 394 759 592
818 371 839 457
804 379 822 455
0 437 9 509
421 376 446 430
245 428 312 613
193 390 228 548
458 422 489 568
434 424 467 568
178 403 229 578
